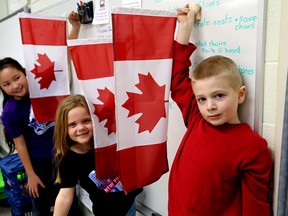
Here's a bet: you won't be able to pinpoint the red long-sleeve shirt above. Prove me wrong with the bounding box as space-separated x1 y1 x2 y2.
168 42 272 216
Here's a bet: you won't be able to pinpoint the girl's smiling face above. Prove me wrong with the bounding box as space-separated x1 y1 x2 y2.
67 106 93 151
0 67 29 99
193 75 246 126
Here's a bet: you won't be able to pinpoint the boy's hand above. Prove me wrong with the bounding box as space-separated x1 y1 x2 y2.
189 3 201 22
175 3 201 45
177 3 201 24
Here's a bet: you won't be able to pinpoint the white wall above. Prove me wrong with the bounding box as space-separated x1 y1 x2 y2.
266 0 288 215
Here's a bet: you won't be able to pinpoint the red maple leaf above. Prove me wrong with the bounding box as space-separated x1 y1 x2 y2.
31 53 63 89
122 72 168 133
93 88 116 135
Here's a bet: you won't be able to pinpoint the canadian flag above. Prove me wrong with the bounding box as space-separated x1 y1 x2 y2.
67 38 119 179
112 7 177 192
19 13 70 122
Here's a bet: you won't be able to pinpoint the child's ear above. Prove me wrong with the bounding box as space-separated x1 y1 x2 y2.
238 85 246 104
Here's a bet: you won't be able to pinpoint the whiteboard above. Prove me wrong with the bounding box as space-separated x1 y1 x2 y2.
136 1 266 215
0 0 266 215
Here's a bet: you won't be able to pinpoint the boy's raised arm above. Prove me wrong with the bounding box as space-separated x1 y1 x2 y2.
176 4 201 45
67 11 81 40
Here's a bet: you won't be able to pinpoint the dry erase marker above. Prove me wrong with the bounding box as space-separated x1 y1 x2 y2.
85 7 90 17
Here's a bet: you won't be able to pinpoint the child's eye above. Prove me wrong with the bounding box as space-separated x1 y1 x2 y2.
68 123 76 128
197 97 206 103
83 118 92 124
215 93 225 99
1 83 10 88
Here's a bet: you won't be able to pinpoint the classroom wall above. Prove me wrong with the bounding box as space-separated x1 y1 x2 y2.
267 0 288 214
0 0 287 215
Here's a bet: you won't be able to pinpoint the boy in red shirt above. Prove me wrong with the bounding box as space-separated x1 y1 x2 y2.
168 4 272 216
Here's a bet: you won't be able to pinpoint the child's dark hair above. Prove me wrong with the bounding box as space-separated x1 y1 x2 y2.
0 57 26 154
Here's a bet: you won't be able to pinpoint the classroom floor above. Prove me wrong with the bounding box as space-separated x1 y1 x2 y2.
0 205 11 216
79 200 145 216
0 203 145 216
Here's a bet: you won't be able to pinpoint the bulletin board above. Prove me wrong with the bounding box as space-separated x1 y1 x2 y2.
0 0 266 215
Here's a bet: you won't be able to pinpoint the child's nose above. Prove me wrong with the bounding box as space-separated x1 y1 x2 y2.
78 124 86 130
206 100 216 110
12 82 19 89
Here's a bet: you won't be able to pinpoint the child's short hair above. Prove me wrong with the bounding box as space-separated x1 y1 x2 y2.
192 55 243 90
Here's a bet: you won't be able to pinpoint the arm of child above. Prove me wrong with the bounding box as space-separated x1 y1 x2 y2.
176 4 201 45
67 11 81 40
54 187 76 216
170 4 200 126
13 135 45 198
67 11 81 81
241 148 272 215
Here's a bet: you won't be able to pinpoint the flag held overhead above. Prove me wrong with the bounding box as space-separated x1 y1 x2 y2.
68 38 119 179
112 7 177 192
19 13 69 122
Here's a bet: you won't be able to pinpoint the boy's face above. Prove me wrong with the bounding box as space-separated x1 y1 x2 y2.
192 75 246 126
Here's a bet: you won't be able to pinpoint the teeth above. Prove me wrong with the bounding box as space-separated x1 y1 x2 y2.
14 86 22 93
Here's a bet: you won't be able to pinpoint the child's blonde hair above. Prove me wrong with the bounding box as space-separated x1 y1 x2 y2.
54 94 91 183
192 55 243 90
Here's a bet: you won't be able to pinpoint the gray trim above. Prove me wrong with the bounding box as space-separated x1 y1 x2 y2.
254 0 267 133
277 71 288 215
136 202 162 216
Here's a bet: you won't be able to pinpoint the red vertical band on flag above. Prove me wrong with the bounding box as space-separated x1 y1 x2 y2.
31 95 68 122
112 14 176 60
69 43 114 79
94 144 119 179
19 18 66 45
118 142 168 192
